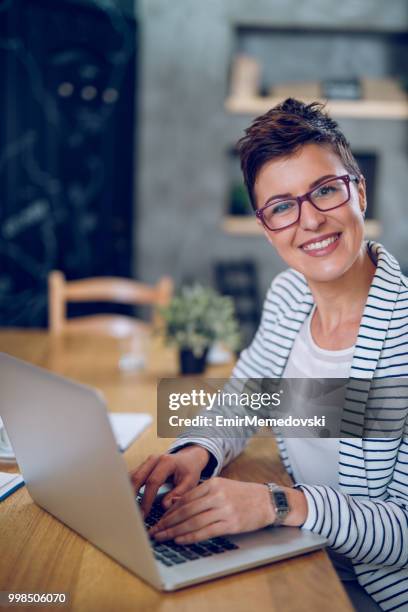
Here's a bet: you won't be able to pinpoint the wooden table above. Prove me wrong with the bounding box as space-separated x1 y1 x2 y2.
0 331 353 612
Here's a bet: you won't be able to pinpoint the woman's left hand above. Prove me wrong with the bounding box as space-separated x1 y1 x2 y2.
149 477 275 544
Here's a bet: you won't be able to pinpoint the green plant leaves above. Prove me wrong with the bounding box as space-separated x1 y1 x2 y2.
160 284 241 357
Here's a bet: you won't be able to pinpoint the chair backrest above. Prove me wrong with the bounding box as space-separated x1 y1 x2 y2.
48 271 173 336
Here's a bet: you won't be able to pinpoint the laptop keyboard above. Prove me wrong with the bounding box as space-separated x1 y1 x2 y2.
137 495 239 567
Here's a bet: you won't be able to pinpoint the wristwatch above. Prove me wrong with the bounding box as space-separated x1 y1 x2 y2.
265 483 290 526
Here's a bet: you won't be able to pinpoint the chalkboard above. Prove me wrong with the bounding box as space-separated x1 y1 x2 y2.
0 0 137 326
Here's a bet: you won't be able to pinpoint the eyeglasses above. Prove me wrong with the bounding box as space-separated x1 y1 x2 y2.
255 174 359 232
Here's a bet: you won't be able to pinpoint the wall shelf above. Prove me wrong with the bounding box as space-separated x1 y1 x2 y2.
222 216 262 235
222 216 381 240
225 96 408 119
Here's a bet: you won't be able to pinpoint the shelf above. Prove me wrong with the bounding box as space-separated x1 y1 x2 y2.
222 216 262 235
225 96 408 119
222 216 381 239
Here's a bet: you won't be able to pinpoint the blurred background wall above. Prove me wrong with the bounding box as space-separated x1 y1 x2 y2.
1 0 407 345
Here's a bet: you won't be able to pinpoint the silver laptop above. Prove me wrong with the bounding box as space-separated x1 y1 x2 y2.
0 352 327 591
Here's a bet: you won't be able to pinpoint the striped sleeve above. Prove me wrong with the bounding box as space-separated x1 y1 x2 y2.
295 426 408 568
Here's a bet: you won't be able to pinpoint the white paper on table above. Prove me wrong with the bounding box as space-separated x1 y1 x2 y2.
0 471 24 501
108 413 152 452
0 413 152 462
0 416 15 462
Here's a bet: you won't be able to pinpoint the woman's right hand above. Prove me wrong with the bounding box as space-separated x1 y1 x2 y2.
130 445 210 518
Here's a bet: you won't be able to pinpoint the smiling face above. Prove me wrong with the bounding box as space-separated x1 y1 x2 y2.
254 143 367 283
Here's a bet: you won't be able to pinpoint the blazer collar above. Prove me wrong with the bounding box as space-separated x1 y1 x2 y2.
351 240 402 378
341 242 402 432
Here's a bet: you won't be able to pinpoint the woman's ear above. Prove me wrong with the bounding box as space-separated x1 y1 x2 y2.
357 175 367 217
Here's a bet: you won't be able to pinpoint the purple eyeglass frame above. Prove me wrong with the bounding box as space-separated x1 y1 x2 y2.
255 174 359 232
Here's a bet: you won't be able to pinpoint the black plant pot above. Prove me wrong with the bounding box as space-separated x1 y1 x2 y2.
179 348 208 375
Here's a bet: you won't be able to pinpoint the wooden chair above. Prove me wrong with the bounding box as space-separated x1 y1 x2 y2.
48 271 173 338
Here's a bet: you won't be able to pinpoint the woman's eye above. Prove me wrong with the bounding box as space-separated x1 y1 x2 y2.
270 201 295 215
315 185 337 197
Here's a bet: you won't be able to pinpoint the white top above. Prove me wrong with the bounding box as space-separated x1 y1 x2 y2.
283 306 354 488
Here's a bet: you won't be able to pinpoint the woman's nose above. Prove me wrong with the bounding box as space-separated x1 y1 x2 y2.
298 199 326 231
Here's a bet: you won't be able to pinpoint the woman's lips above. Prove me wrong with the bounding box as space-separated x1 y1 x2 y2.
300 232 341 257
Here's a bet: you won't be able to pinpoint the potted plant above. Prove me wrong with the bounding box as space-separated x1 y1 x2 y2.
160 284 241 374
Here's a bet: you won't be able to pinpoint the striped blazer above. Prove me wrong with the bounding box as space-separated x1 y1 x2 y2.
171 241 408 611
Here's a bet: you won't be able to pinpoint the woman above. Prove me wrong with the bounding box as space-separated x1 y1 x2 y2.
131 99 408 611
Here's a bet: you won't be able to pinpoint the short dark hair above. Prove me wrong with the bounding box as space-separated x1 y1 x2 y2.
237 98 361 210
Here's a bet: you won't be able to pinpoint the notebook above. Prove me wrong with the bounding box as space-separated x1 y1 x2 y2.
0 472 24 502
108 413 152 452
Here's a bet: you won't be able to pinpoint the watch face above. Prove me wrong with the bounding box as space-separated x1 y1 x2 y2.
265 484 290 524
275 490 289 511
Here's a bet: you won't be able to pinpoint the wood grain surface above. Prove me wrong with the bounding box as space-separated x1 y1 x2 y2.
0 331 353 612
